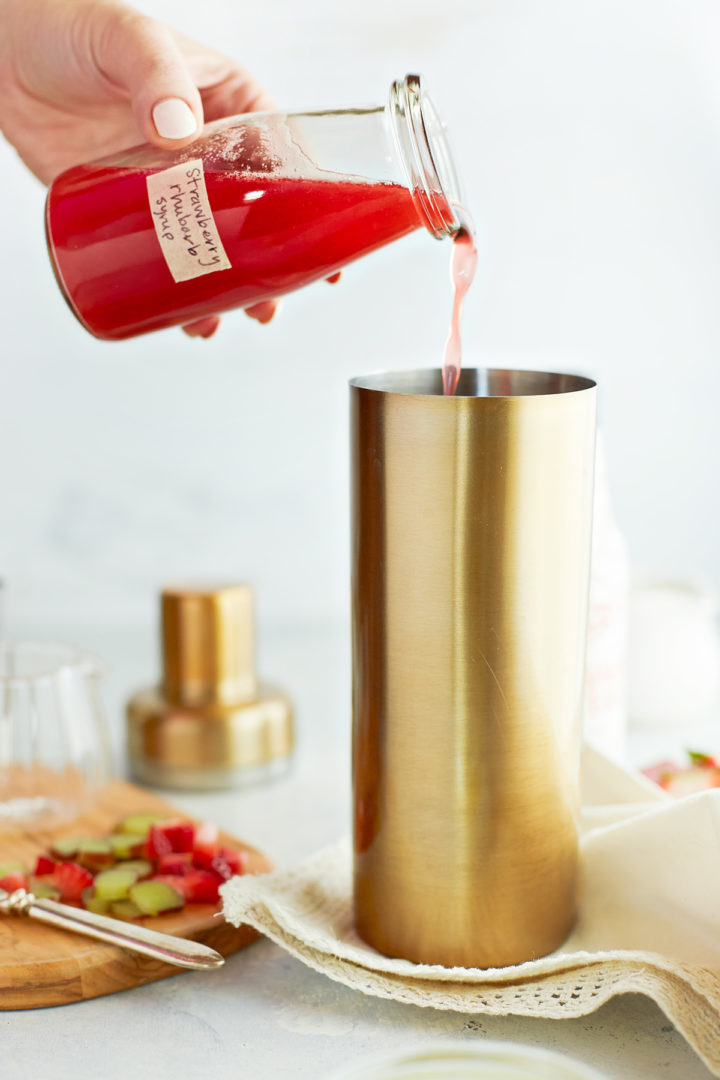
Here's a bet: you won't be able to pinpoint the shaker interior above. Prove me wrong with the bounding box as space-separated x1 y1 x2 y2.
350 368 596 397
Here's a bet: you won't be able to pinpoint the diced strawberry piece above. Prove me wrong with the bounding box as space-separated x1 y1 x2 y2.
194 821 219 846
180 870 220 903
641 760 678 786
51 861 94 903
165 821 195 853
192 821 219 869
687 750 718 768
0 871 28 893
147 820 195 858
208 847 248 882
157 852 193 876
662 766 720 797
34 855 56 876
147 825 173 858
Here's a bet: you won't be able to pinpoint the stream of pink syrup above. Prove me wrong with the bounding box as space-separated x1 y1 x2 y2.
441 213 478 396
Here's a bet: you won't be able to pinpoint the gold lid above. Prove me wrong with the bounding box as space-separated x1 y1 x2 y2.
161 585 257 706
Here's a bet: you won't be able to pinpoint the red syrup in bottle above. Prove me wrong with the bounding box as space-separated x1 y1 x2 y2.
441 212 478 396
46 165 422 341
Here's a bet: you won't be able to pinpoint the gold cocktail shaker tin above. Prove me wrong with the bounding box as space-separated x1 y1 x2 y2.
127 585 293 790
351 369 597 968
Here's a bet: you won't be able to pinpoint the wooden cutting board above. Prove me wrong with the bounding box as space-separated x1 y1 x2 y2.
0 780 272 1010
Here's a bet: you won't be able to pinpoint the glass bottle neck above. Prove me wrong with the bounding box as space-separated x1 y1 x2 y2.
388 74 463 240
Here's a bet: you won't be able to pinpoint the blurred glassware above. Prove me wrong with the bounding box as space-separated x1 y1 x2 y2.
0 641 111 831
583 433 630 762
324 1042 609 1080
628 579 720 728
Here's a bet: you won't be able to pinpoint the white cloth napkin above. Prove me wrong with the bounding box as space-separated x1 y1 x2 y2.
221 747 720 1077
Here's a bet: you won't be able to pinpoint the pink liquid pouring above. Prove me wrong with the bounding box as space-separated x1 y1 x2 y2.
442 215 478 396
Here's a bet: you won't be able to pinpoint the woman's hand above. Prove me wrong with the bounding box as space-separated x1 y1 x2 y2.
0 0 277 335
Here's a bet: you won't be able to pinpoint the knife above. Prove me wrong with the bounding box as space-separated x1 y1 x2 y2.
0 886 225 970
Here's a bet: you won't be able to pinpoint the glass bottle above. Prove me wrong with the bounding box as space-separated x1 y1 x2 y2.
45 75 463 341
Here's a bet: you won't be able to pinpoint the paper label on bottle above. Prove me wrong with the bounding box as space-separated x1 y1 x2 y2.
146 159 231 282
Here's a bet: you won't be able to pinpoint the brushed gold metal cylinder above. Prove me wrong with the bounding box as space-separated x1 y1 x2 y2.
351 368 597 968
162 585 257 706
127 584 293 790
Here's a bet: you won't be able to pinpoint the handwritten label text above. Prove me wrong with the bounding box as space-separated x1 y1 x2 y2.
146 160 231 283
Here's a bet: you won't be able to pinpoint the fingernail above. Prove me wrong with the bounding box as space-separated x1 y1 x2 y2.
152 98 197 140
245 300 278 325
182 316 220 338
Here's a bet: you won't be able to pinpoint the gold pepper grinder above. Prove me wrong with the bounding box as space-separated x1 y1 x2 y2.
127 585 294 790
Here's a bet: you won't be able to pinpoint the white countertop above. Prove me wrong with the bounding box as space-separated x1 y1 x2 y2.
2 622 716 1080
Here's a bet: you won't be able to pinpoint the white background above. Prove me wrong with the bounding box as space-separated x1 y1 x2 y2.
1 11 719 1072
2 0 720 644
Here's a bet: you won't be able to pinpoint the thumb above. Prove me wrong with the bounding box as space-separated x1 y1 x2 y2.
93 10 204 147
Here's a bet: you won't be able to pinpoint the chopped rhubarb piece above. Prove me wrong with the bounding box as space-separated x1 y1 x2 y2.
29 877 60 900
208 847 248 882
0 861 26 878
33 855 56 877
157 852 193 876
75 839 115 873
51 862 94 903
0 871 28 893
108 833 146 859
116 859 153 880
81 886 110 915
49 836 84 861
150 874 188 899
115 813 167 838
148 820 195 858
148 872 187 898
129 879 184 916
110 898 143 920
180 870 220 903
94 867 143 901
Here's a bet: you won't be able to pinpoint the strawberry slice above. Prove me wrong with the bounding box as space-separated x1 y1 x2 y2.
181 870 220 903
642 751 720 796
208 847 248 882
157 852 193 876
661 766 720 797
0 871 29 893
51 861 94 903
192 822 220 869
147 820 195 858
34 855 56 877
641 760 678 786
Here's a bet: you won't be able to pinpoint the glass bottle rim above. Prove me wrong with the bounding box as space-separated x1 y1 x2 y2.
388 74 463 239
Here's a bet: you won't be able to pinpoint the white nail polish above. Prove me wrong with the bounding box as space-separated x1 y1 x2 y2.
152 99 197 140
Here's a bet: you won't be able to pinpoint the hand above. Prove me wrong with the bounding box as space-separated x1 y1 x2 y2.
0 0 277 335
